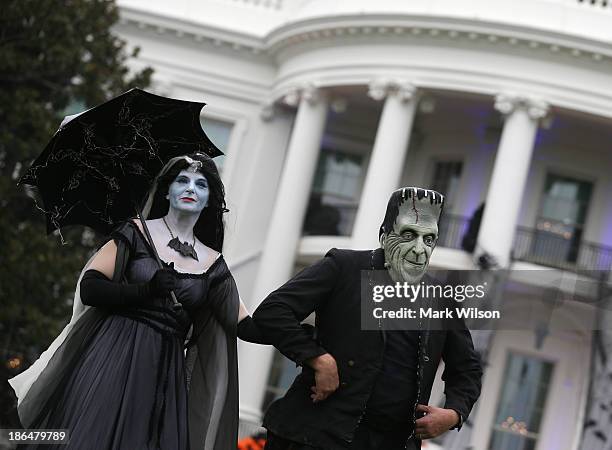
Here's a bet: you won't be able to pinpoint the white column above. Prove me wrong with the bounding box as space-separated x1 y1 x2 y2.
476 93 549 267
351 79 419 249
238 84 329 423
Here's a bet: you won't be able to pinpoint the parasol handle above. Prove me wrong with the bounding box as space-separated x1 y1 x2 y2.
135 209 181 309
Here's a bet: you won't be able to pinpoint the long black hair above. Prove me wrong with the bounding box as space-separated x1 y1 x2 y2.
145 153 228 252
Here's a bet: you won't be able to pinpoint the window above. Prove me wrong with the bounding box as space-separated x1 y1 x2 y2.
200 117 233 172
488 352 554 450
430 160 463 209
303 149 364 236
533 173 592 264
430 160 464 248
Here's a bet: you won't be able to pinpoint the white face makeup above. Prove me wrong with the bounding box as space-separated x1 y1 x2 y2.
167 169 209 214
381 202 438 284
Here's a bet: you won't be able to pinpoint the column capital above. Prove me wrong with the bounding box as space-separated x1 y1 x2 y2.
260 101 275 121
494 93 550 120
302 83 321 104
282 83 324 107
283 87 301 107
368 79 417 103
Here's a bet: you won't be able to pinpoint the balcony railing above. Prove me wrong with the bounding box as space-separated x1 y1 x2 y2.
513 226 612 272
437 214 471 251
302 206 612 273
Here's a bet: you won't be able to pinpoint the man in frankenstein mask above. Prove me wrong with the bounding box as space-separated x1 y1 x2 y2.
253 187 482 450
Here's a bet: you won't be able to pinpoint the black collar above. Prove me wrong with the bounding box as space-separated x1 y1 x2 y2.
371 247 386 270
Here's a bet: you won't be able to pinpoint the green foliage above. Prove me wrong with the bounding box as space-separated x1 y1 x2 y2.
0 0 153 426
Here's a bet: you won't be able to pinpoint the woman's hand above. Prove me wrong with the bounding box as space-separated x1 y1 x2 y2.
147 268 178 298
81 268 176 307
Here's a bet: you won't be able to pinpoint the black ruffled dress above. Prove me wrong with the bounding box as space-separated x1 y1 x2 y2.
14 221 240 450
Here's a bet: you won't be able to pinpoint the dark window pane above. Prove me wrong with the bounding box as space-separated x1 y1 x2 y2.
534 173 593 264
303 149 364 236
430 160 463 208
489 430 537 450
488 352 554 450
429 160 467 249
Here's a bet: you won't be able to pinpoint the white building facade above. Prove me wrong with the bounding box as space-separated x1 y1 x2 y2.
115 1 612 449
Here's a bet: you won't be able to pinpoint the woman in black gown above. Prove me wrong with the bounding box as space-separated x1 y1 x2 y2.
9 153 266 450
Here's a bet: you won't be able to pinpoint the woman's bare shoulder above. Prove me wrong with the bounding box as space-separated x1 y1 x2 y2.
88 240 118 279
130 218 143 230
196 240 220 261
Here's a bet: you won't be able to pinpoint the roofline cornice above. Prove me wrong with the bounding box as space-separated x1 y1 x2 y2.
265 14 612 61
118 6 266 55
118 7 612 62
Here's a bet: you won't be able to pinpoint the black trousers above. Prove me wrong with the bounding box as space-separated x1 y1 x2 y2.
264 423 417 450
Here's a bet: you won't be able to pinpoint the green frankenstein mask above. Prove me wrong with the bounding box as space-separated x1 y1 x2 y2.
379 187 444 284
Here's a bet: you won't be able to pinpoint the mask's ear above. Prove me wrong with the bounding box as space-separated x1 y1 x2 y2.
379 232 386 250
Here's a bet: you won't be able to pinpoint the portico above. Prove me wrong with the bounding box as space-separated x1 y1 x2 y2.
238 77 612 446
114 1 612 447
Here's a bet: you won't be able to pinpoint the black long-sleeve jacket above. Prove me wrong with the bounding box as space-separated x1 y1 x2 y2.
252 248 482 450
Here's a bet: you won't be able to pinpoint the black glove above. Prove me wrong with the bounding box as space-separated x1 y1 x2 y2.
237 316 271 344
81 268 177 307
237 317 316 345
145 268 177 298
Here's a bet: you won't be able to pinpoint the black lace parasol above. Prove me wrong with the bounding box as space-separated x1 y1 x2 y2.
19 87 222 236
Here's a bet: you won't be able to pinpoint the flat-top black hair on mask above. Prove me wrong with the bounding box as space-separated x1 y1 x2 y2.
379 187 444 238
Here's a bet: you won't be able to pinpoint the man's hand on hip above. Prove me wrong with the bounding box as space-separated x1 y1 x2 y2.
414 404 460 439
306 353 339 403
